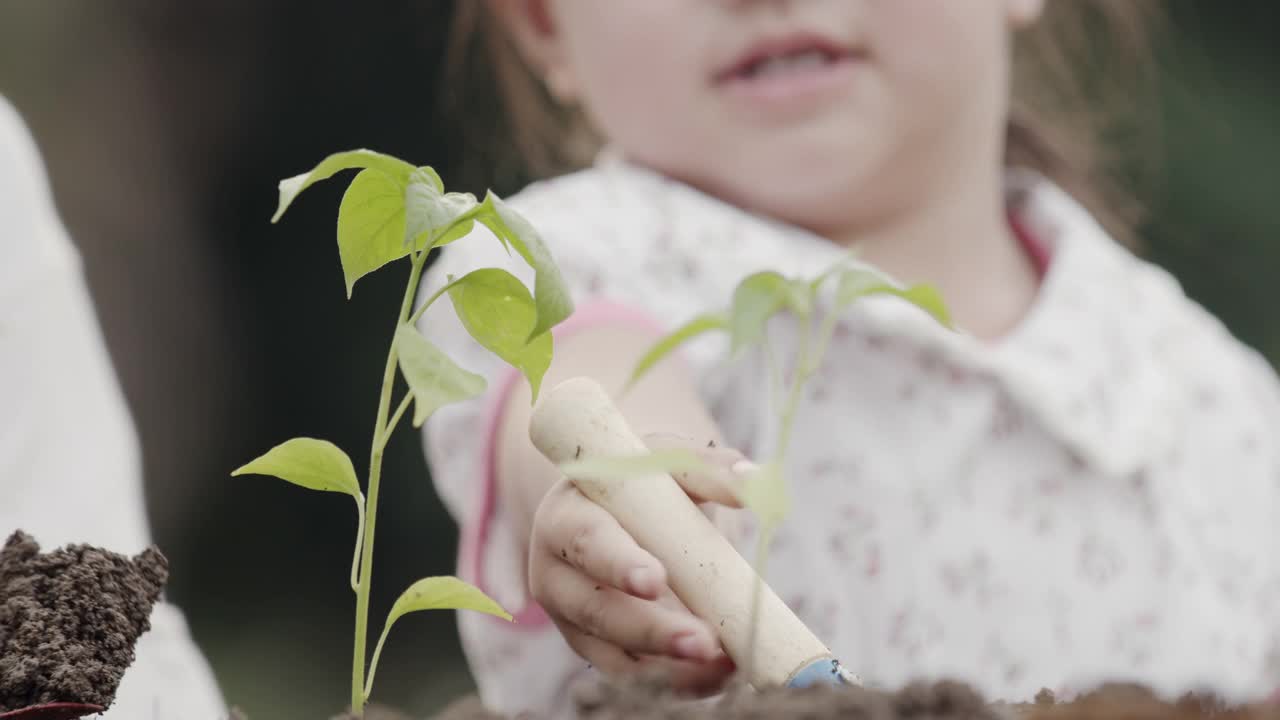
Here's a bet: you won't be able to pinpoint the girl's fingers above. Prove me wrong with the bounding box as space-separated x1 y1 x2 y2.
561 622 737 695
558 618 641 675
658 652 738 695
534 555 721 662
642 432 756 508
534 480 668 599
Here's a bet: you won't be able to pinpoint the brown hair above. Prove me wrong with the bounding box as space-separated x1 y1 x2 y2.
442 2 1162 247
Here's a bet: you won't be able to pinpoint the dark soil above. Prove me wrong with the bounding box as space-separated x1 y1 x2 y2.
422 675 1280 720
0 530 168 713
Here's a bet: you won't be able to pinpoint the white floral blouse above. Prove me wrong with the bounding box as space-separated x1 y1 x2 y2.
418 153 1280 719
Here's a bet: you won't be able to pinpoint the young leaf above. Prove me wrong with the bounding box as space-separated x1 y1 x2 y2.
738 462 790 529
433 218 476 249
273 149 415 223
231 438 367 593
809 248 862 291
891 285 951 328
337 169 411 297
446 268 553 401
835 268 952 327
395 324 487 426
230 437 362 498
414 165 444 193
403 176 481 251
558 449 715 482
475 192 574 341
626 313 728 390
730 271 792 352
786 277 815 318
365 576 511 699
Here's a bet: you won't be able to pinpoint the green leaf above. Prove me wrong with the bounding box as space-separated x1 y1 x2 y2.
231 438 366 592
336 169 412 297
403 175 481 251
730 271 792 352
809 248 862 291
833 266 892 304
626 313 728 390
738 462 790 529
475 192 574 341
273 149 415 224
230 437 362 499
558 449 714 481
390 575 511 624
415 165 444 193
892 285 951 327
834 268 952 327
366 576 510 699
433 218 476 249
395 324 487 426
446 268 553 401
786 278 815 318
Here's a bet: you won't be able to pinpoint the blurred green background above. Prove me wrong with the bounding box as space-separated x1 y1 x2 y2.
0 2 1275 718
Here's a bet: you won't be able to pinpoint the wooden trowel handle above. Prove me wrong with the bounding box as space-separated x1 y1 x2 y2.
528 376 847 688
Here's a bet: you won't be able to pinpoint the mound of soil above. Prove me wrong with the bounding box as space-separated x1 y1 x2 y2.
0 530 168 712
425 675 1280 720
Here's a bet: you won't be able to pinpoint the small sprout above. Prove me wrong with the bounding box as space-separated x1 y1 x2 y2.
618 254 953 680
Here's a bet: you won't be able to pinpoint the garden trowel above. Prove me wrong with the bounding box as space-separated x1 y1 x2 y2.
529 376 858 690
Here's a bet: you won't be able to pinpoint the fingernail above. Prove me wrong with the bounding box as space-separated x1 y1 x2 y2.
626 567 658 596
672 631 712 661
731 460 760 476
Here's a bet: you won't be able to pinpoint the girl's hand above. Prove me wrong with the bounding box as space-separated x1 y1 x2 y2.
527 433 753 694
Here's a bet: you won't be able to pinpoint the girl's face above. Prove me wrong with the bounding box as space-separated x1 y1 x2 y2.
499 0 1044 236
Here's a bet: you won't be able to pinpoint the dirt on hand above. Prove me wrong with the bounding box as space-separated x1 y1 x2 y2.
0 530 168 712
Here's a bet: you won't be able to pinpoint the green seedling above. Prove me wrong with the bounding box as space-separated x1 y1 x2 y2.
564 255 951 680
231 149 573 717
627 258 950 545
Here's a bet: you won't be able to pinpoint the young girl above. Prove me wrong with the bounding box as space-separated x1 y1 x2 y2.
417 2 1280 717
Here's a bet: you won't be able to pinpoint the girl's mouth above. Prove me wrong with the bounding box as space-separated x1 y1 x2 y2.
714 32 862 109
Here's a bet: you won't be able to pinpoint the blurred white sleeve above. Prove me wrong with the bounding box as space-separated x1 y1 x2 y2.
0 95 228 718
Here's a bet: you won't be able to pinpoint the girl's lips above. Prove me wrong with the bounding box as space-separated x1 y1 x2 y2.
717 53 859 108
713 32 863 111
715 31 856 83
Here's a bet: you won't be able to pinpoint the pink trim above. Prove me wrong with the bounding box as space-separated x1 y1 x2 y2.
458 299 670 630
1009 211 1052 278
